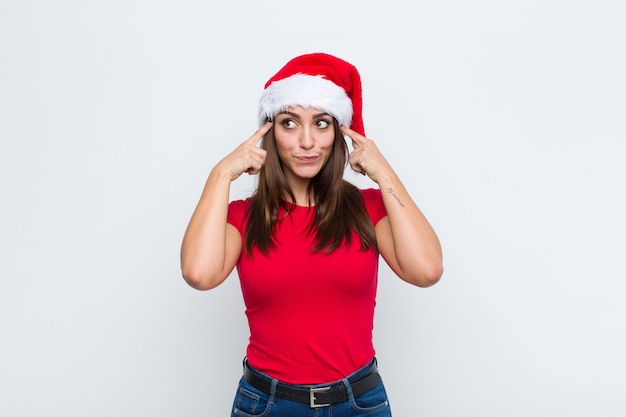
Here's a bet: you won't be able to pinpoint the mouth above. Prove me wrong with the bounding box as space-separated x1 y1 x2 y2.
295 155 319 163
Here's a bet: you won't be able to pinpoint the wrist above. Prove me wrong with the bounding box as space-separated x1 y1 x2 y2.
209 165 237 184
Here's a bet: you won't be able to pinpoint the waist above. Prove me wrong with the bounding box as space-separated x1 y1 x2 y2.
242 357 381 408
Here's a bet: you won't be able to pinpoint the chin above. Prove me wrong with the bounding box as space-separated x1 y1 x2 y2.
298 169 322 179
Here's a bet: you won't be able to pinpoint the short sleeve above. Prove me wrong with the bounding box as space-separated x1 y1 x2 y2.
360 188 387 226
227 198 252 234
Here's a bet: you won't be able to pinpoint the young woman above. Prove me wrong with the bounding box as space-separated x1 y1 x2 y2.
181 53 443 416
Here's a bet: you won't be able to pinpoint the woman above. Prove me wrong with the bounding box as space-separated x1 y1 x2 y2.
181 53 443 416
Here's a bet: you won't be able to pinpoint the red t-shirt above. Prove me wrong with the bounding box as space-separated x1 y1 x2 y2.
227 188 387 384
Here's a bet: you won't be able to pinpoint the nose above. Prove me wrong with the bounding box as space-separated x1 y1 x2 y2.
298 127 314 149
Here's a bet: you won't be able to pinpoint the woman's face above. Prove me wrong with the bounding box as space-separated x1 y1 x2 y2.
273 106 336 186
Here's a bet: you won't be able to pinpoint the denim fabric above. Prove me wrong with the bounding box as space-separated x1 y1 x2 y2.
230 358 392 417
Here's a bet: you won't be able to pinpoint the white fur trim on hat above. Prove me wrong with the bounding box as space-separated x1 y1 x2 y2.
258 74 353 127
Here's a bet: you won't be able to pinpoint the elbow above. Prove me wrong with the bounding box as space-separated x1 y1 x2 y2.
419 263 444 287
403 262 443 288
181 267 223 291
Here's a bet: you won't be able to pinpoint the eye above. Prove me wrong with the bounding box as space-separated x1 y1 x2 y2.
281 119 297 129
315 119 331 129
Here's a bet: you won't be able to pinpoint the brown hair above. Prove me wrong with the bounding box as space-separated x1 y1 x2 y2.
244 119 376 255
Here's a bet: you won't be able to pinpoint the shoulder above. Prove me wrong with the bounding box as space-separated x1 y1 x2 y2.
359 188 387 225
359 187 381 203
227 198 253 230
229 197 252 212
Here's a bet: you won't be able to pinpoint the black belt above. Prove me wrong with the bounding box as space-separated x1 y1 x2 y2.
243 360 381 408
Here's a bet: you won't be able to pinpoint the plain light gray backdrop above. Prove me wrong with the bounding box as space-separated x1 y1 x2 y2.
1 1 625 416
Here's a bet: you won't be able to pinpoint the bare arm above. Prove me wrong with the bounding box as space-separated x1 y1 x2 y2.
342 126 443 287
180 123 271 290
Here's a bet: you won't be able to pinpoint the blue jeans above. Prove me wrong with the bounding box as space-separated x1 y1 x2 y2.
230 358 392 416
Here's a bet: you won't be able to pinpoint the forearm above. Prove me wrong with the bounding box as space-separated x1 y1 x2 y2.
180 168 233 290
377 171 443 286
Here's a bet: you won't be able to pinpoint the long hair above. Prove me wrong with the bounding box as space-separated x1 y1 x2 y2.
244 119 376 255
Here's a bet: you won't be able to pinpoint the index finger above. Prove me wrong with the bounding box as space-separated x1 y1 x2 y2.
341 125 366 146
247 121 273 145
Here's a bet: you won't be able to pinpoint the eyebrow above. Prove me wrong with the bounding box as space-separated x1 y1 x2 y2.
277 111 331 119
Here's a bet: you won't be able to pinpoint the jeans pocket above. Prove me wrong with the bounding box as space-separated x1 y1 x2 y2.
351 380 391 414
232 378 272 417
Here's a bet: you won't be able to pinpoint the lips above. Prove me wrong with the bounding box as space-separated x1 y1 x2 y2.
295 155 319 163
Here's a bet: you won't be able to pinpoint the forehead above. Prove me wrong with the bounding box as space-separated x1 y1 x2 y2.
277 106 331 118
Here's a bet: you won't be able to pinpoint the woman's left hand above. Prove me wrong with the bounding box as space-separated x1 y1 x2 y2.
341 125 391 184
342 126 443 287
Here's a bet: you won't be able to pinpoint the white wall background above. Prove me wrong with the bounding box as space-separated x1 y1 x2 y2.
1 1 625 416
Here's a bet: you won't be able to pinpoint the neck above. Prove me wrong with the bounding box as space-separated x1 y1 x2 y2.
287 179 313 207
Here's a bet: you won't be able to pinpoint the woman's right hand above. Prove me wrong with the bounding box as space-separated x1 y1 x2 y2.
181 122 273 290
216 122 272 181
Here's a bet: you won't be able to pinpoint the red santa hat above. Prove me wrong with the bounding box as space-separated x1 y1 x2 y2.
258 53 365 136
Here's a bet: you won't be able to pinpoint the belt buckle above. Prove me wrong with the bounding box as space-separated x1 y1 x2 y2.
309 386 331 408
